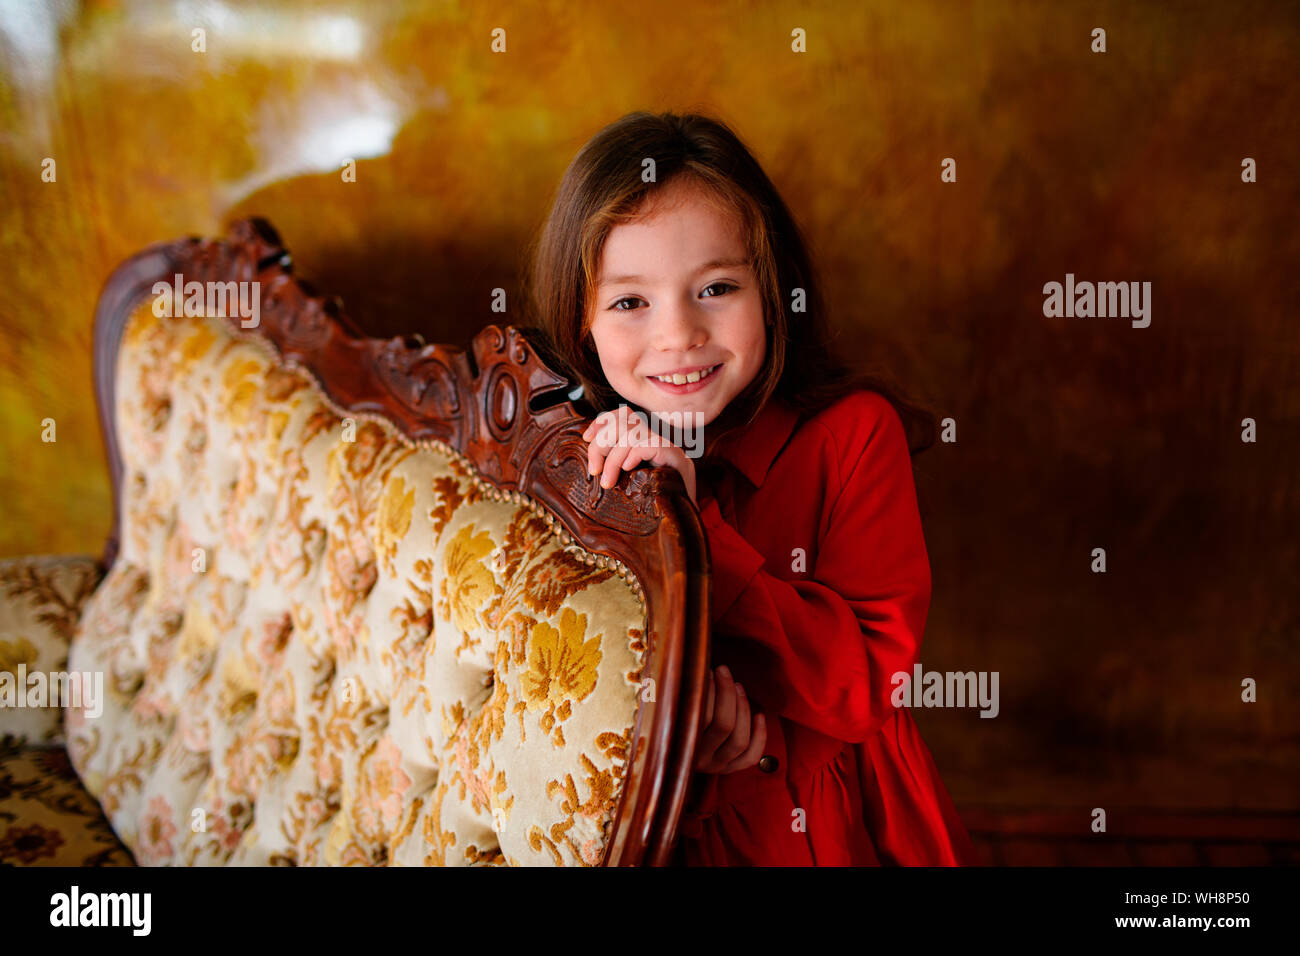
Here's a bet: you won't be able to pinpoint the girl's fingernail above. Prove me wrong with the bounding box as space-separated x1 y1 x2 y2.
736 684 745 696
718 665 731 680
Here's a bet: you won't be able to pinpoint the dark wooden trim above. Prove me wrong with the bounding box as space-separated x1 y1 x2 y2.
644 491 712 865
90 218 708 867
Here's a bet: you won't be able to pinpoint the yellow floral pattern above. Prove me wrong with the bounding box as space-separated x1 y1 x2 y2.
25 302 649 866
439 524 496 649
520 609 603 748
0 637 38 675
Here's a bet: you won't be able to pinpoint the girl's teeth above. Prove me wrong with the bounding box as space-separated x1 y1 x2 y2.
656 365 715 385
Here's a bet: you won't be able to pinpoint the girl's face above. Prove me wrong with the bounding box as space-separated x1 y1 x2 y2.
587 178 766 427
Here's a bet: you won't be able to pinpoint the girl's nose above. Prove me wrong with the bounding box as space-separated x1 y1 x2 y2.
652 306 708 352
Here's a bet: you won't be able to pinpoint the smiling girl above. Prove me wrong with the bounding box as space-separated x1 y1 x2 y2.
526 111 975 866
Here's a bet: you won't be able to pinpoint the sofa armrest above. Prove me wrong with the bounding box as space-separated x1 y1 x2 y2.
0 555 104 747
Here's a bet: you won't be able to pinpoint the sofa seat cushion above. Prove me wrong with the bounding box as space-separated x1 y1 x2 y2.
0 555 104 747
0 738 134 865
65 303 649 866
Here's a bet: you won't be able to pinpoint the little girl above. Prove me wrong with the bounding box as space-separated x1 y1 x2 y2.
526 111 976 866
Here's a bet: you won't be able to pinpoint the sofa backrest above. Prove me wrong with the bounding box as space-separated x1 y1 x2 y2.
66 219 709 866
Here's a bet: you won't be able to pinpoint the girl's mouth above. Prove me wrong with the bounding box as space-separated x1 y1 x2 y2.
646 363 722 395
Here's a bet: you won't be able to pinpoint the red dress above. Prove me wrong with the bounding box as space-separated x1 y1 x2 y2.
672 389 976 866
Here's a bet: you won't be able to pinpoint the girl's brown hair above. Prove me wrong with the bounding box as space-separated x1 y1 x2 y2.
522 110 937 455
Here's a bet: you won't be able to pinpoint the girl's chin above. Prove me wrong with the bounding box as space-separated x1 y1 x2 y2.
633 394 718 423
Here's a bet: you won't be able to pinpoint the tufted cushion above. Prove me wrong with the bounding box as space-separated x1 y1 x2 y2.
65 302 650 866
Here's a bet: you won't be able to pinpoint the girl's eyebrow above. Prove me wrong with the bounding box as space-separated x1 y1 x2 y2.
599 256 751 287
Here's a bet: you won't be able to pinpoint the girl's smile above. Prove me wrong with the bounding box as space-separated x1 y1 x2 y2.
647 362 723 393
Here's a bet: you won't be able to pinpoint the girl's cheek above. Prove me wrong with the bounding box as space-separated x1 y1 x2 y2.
598 336 640 387
736 332 766 388
594 351 637 401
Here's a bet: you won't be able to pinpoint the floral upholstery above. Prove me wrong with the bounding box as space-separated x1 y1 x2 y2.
0 555 104 747
0 555 133 866
0 738 132 866
9 300 651 866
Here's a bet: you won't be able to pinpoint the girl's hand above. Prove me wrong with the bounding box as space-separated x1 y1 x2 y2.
582 405 697 502
693 665 767 774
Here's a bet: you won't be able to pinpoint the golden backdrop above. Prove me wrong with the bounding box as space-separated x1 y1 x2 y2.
1 0 1296 824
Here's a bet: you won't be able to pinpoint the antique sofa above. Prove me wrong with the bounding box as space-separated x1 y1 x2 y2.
0 219 709 866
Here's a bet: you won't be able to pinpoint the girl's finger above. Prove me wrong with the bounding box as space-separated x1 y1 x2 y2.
716 682 752 765
702 666 738 753
649 446 697 501
621 411 644 444
720 713 767 774
586 412 616 448
620 444 656 471
600 445 631 489
587 439 607 478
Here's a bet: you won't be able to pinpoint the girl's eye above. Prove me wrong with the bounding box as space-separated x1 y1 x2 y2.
611 296 644 312
701 282 738 298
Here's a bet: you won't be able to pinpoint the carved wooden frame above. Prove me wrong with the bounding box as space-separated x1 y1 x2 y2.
90 217 710 867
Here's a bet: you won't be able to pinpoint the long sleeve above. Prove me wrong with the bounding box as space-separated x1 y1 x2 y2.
698 399 932 744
